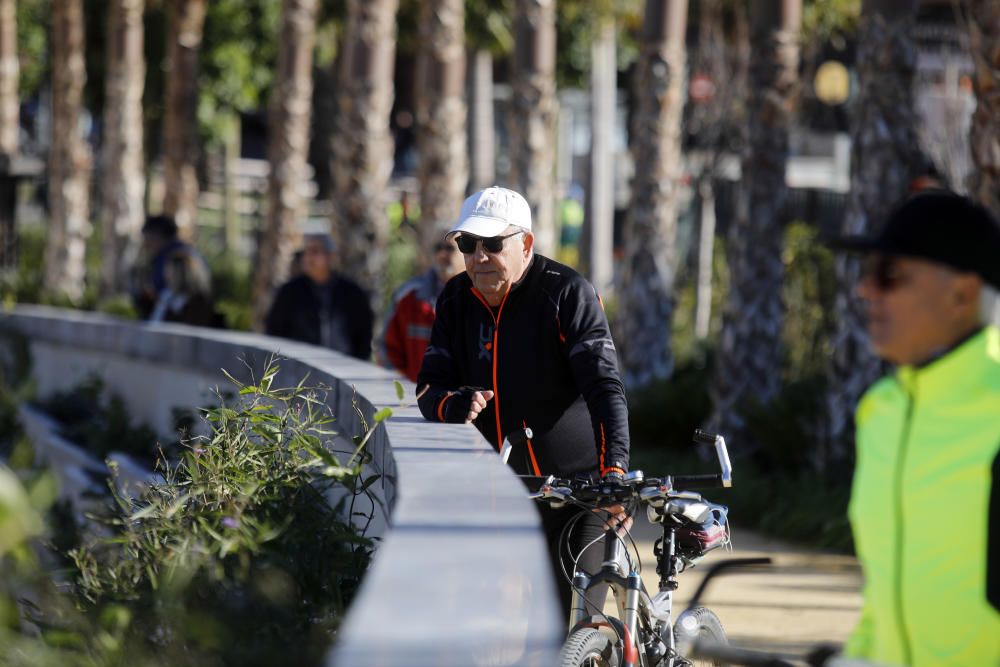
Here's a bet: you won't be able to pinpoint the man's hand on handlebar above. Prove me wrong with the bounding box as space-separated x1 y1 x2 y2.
597 504 634 538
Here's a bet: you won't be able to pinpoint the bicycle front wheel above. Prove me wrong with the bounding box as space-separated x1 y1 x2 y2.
673 606 728 667
558 627 622 667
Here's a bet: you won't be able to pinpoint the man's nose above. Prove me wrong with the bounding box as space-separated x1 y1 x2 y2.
473 244 490 261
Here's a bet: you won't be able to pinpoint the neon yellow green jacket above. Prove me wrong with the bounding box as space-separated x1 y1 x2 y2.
845 326 1000 666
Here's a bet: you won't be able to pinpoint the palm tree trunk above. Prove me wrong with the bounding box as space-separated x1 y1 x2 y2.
415 0 467 260
508 0 557 255
44 0 90 302
619 0 688 388
253 0 317 330
162 0 205 238
100 0 145 297
587 14 615 294
0 0 16 156
0 0 19 270
330 0 398 305
709 0 800 445
966 1 1000 213
823 0 921 465
467 48 495 193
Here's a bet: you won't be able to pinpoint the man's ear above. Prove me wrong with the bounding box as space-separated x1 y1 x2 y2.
952 273 982 309
522 231 535 256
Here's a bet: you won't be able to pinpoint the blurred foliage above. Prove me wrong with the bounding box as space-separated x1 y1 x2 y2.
71 360 379 665
628 345 713 454
207 250 253 331
629 220 851 551
0 358 379 664
803 0 861 47
197 0 281 146
781 222 838 382
16 0 48 98
554 0 643 89
466 0 514 54
31 374 164 462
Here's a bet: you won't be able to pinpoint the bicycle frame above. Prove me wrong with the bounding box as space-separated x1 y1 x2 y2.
566 509 695 667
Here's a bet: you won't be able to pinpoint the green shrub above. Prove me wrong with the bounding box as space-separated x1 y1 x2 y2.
208 251 253 331
32 375 163 463
628 346 713 453
70 360 381 666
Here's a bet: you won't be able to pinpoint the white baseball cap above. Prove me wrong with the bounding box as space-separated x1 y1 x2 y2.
447 186 532 238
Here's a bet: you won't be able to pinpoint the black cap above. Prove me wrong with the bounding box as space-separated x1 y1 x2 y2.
828 190 1000 288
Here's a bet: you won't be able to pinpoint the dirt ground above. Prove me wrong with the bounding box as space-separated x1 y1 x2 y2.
613 518 863 657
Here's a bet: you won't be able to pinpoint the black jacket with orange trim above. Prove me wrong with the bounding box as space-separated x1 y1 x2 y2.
416 254 630 478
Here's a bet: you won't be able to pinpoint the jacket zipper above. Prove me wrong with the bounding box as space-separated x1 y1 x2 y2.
470 287 510 449
893 390 915 665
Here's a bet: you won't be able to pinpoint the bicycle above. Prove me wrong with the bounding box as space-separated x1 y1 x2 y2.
521 428 765 667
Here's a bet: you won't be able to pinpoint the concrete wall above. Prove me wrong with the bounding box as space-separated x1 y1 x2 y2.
0 305 562 666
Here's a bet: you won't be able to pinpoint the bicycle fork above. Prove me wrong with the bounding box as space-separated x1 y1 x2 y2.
568 532 644 666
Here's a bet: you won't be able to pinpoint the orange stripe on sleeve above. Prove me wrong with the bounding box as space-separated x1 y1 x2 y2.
598 422 608 476
437 391 456 422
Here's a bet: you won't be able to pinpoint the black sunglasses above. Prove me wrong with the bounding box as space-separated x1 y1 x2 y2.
862 255 908 291
455 231 524 255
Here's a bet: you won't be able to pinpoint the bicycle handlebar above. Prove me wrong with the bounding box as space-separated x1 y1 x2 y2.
522 428 732 507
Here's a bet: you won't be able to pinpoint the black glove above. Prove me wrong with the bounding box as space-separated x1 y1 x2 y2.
601 469 625 484
441 386 490 423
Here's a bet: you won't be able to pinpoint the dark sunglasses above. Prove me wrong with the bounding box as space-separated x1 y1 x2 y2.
862 255 908 291
455 231 524 255
433 242 457 254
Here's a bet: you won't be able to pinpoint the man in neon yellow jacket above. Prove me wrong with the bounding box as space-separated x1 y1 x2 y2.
831 190 1000 666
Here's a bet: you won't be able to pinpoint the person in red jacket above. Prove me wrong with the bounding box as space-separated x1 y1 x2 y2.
381 235 464 381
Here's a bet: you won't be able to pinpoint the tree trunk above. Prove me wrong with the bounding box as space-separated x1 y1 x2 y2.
467 48 495 193
330 0 398 305
619 0 688 388
415 0 467 260
253 0 317 330
587 15 615 294
966 1 1000 213
508 0 557 255
100 0 145 297
162 0 205 238
44 0 90 302
694 179 716 339
823 0 921 464
0 0 18 270
709 0 800 445
0 0 16 156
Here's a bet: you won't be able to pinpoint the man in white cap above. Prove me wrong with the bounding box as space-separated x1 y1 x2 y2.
416 186 631 619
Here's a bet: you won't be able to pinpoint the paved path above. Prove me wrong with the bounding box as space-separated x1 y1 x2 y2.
613 519 863 655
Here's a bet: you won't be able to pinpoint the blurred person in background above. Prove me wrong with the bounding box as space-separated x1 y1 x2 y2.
380 233 464 381
148 248 218 328
265 234 373 360
132 215 206 319
830 189 1000 667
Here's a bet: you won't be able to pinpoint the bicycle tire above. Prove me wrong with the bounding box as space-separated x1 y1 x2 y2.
673 606 729 667
558 627 622 667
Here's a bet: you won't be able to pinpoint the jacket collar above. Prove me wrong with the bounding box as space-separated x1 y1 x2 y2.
895 325 1000 400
